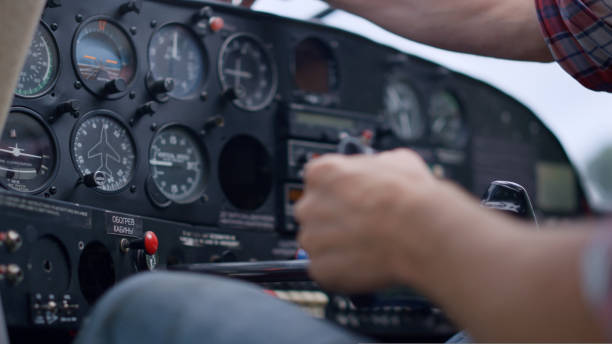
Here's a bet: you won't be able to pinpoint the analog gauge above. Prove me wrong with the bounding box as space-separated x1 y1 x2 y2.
218 33 278 111
73 18 136 96
294 37 339 93
15 23 59 98
383 81 425 141
71 111 136 193
148 24 206 100
0 109 57 193
149 125 208 204
429 91 466 147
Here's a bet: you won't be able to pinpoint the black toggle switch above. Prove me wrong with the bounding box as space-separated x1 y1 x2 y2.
51 99 81 122
130 101 159 126
83 171 106 188
120 0 141 14
105 78 127 94
138 101 158 117
223 87 239 101
194 6 213 21
203 116 224 133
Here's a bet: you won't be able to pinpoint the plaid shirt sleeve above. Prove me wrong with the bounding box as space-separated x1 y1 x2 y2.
535 0 612 92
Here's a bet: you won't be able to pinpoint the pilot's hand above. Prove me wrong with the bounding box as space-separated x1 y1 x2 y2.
295 149 444 293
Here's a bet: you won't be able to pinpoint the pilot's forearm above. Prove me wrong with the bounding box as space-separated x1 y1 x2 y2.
401 183 604 341
325 0 553 62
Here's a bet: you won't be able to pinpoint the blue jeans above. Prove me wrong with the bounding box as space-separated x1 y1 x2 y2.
446 330 473 343
75 272 364 344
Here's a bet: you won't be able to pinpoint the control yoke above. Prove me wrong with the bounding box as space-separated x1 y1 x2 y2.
172 136 539 294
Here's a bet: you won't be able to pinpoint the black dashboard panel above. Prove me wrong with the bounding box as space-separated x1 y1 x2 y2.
9 0 582 227
1 0 586 342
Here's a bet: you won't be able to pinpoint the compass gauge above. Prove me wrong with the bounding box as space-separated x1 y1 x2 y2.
71 111 136 193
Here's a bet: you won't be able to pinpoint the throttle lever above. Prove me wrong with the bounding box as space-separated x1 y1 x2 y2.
481 180 539 228
337 134 375 155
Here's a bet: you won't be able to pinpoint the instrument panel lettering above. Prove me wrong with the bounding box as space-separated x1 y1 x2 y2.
0 193 92 229
105 211 142 237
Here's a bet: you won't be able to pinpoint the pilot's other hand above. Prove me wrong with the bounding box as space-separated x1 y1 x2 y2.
295 149 445 293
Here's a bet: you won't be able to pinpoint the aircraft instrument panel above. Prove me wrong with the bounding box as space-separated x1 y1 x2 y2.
0 0 588 342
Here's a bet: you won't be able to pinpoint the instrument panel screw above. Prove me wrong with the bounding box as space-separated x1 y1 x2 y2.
150 20 157 28
150 123 158 131
75 14 83 23
130 26 137 35
49 186 57 195
130 185 137 193
129 91 136 99
200 91 208 101
50 23 58 31
74 81 82 89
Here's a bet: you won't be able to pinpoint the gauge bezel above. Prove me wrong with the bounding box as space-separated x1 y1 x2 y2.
147 22 209 101
0 107 60 194
70 109 138 194
290 36 341 95
15 21 61 99
147 122 210 205
428 89 468 148
218 32 279 112
383 80 426 142
71 16 138 99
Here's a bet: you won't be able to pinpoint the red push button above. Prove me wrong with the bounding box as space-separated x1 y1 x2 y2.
144 231 159 255
209 17 224 32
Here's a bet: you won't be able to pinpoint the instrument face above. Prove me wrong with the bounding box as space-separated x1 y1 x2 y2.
218 33 278 111
71 111 136 193
383 81 424 141
0 110 57 193
73 18 136 95
148 24 206 100
429 91 466 147
15 23 60 98
294 37 339 93
149 125 208 204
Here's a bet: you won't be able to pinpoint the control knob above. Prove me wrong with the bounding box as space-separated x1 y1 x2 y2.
147 76 174 102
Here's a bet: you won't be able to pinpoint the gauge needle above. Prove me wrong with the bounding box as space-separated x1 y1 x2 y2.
0 144 43 159
150 159 174 167
172 30 179 61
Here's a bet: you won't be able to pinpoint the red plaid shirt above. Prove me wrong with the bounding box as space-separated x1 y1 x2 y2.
536 0 612 92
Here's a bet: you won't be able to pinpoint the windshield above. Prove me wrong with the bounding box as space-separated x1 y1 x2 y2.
252 0 612 211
